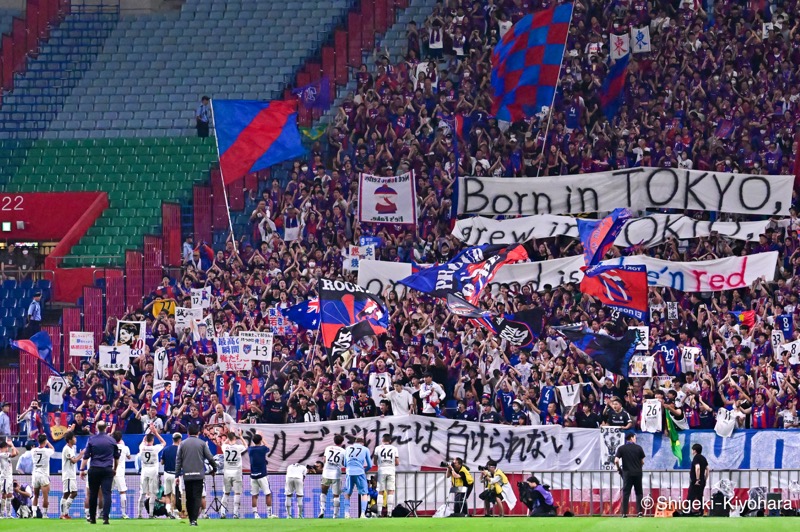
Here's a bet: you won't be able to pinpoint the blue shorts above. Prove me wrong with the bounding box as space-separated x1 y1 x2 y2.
345 474 368 495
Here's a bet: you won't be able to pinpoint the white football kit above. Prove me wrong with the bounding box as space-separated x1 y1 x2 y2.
0 450 13 494
138 442 164 495
112 443 131 492
321 445 344 493
222 443 247 494
31 446 54 489
285 463 307 496
61 445 78 493
374 444 399 492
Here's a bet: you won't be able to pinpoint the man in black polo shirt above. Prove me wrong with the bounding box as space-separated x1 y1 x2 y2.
687 443 709 515
80 421 121 524
603 398 634 429
614 432 645 517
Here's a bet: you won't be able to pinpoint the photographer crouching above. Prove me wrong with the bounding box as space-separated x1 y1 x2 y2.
519 476 556 516
443 458 474 516
478 460 510 517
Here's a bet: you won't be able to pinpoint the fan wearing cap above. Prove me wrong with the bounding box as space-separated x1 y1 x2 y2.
479 395 500 424
25 290 43 338
509 399 527 425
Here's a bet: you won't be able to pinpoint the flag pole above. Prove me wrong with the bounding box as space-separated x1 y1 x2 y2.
209 98 238 253
536 6 574 178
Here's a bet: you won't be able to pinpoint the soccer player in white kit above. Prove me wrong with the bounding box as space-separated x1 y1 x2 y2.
112 430 132 519
318 434 345 518
138 426 165 518
31 433 55 518
60 431 83 519
284 463 308 518
0 441 18 518
373 434 399 517
220 431 246 519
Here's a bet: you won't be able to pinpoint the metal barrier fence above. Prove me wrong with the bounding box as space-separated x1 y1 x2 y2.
11 470 800 518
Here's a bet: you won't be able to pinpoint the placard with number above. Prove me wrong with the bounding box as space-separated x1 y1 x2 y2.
628 355 654 377
115 320 146 357
771 330 785 352
239 331 274 361
191 286 212 309
48 376 66 406
629 326 649 351
69 331 95 357
680 346 701 373
780 339 800 365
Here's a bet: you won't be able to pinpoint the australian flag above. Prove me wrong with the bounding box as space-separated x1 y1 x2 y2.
491 3 573 122
292 77 332 110
578 208 631 270
12 331 64 380
319 279 389 363
282 298 320 330
558 325 639 378
580 264 648 322
400 243 533 305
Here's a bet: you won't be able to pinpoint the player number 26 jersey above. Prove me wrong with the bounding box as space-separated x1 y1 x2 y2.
322 445 344 480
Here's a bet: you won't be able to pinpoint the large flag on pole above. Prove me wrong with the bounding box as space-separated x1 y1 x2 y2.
578 208 631 269
211 99 306 185
599 54 630 121
319 279 389 363
580 264 648 321
12 331 65 381
490 3 573 122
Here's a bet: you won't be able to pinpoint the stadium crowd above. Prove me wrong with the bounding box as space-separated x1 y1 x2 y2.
19 0 800 442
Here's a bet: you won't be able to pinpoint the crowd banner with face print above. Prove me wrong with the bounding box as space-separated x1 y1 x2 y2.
191 316 215 342
115 320 146 357
457 169 794 216
452 213 769 247
175 306 203 334
599 427 626 470
154 347 169 381
239 331 274 361
69 331 95 357
99 345 131 371
358 171 417 225
191 286 212 309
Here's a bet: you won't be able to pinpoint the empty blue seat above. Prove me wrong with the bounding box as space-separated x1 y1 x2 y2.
1 317 15 328
1 300 16 309
20 278 34 290
2 280 16 290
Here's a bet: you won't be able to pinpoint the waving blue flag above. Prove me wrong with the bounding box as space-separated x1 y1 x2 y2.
578 208 631 270
12 331 64 380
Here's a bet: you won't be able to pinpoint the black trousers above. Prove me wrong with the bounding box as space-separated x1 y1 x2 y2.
621 472 643 515
184 478 204 523
453 484 472 515
687 483 705 514
25 320 41 338
529 490 556 516
196 120 209 138
88 467 114 521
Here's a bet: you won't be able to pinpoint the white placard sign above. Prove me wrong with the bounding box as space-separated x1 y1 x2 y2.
98 345 131 371
358 171 417 225
629 326 649 351
215 337 251 371
191 286 212 309
239 331 274 361
115 320 146 357
153 347 169 381
628 355 654 377
681 346 701 373
357 259 413 296
175 306 203 334
69 331 95 357
458 168 793 216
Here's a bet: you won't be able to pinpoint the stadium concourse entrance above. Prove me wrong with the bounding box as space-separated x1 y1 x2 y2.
12 469 800 518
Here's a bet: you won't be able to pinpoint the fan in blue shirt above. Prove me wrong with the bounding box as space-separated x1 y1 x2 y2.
344 438 373 516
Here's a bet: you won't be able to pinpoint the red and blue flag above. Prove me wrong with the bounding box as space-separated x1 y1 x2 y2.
558 325 640 378
578 208 631 270
292 77 332 110
580 264 648 322
212 99 306 185
599 53 629 121
490 3 573 122
12 331 64 380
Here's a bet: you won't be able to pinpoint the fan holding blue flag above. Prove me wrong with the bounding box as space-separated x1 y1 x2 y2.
578 208 632 271
11 331 65 383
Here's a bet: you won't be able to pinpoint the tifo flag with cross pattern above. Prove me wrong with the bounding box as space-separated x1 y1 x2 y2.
490 3 573 122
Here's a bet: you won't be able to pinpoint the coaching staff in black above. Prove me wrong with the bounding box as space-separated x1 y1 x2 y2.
687 443 709 515
79 420 120 524
614 432 645 517
176 423 217 526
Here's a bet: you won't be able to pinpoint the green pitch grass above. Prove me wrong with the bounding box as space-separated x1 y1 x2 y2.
0 517 798 531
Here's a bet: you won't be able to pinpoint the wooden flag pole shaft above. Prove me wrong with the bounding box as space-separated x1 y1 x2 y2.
209 98 238 253
536 7 575 178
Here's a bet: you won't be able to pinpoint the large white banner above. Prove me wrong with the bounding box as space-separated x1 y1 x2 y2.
358 171 417 225
457 168 793 216
357 259 412 296
490 252 777 293
69 331 95 358
98 345 131 371
237 414 598 472
453 214 769 247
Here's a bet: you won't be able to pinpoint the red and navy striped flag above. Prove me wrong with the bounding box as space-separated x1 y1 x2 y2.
490 3 573 122
599 54 630 121
212 99 306 184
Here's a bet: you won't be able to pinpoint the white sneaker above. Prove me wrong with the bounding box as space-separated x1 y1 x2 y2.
360 514 368 519
233 514 239 519
122 514 130 519
267 514 278 519
220 512 226 519
287 515 293 519
344 513 351 519
253 513 261 519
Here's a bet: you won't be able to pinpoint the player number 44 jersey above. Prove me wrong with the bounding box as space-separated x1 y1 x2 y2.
374 444 398 473
322 445 344 480
222 443 247 474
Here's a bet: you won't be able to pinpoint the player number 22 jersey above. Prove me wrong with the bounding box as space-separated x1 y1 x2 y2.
222 443 247 475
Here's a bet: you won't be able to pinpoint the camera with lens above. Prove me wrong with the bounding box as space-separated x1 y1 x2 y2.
440 460 452 468
477 465 486 471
